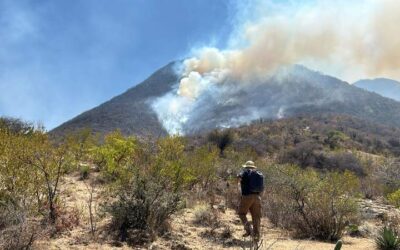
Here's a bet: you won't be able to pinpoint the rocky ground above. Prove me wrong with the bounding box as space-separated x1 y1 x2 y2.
34 173 398 250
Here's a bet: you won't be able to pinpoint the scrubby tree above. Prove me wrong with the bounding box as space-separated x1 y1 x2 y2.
21 132 72 223
186 146 219 189
102 136 189 243
0 117 35 135
282 141 323 168
374 158 400 194
387 189 400 208
0 119 44 247
0 129 32 209
325 130 349 149
65 128 97 165
152 136 194 191
91 130 136 181
207 129 234 157
264 165 360 241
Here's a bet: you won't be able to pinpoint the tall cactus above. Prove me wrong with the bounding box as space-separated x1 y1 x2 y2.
334 240 343 250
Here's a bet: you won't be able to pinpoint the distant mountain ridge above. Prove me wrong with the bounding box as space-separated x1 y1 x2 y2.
354 78 400 101
51 62 400 137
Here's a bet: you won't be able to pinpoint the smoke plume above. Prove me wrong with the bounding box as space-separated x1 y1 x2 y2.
152 0 400 134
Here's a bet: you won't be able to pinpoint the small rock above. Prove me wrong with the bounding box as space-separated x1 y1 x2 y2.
223 239 234 247
171 241 191 250
110 241 123 247
358 222 377 238
233 219 241 225
149 242 161 250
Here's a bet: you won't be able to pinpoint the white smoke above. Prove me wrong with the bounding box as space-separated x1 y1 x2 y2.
152 0 400 134
150 92 193 134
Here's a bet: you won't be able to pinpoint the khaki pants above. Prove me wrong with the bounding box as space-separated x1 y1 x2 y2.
238 194 262 238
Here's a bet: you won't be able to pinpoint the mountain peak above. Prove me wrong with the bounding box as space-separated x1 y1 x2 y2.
51 62 178 137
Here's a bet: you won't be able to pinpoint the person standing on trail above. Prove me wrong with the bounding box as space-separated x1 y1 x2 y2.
237 160 264 241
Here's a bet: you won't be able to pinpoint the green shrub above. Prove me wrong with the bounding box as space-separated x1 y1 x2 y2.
79 164 90 180
0 221 39 250
0 201 39 250
264 165 360 241
347 224 360 237
104 174 182 243
65 128 97 165
388 190 400 208
193 203 217 226
186 146 219 190
91 131 136 181
375 226 400 250
103 136 189 244
373 158 400 195
325 130 349 149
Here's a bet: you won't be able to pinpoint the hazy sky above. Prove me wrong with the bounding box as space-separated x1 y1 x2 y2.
0 0 235 129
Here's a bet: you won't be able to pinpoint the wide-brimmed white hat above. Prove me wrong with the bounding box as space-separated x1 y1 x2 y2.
242 160 256 169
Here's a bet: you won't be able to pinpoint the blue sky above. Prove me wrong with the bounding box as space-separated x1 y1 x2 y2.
0 0 235 129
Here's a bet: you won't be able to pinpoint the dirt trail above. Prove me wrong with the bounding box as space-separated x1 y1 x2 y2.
154 209 374 250
35 173 375 250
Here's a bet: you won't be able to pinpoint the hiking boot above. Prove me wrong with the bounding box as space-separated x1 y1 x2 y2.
242 222 252 237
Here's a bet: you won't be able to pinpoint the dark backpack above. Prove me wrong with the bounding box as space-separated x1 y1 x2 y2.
248 170 264 193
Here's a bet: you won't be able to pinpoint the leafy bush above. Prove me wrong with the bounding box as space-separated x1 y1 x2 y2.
65 128 97 165
0 220 39 250
322 152 364 176
388 190 400 208
91 131 136 181
104 174 182 243
0 201 39 250
374 159 400 195
186 146 219 186
375 226 400 250
193 203 217 226
360 174 383 199
1 123 72 224
22 132 72 223
79 164 90 180
54 206 81 233
325 130 349 149
264 165 360 241
103 136 190 244
281 142 364 175
281 141 322 168
0 117 34 135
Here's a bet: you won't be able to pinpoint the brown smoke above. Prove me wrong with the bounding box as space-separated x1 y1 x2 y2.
179 0 400 100
152 0 400 134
